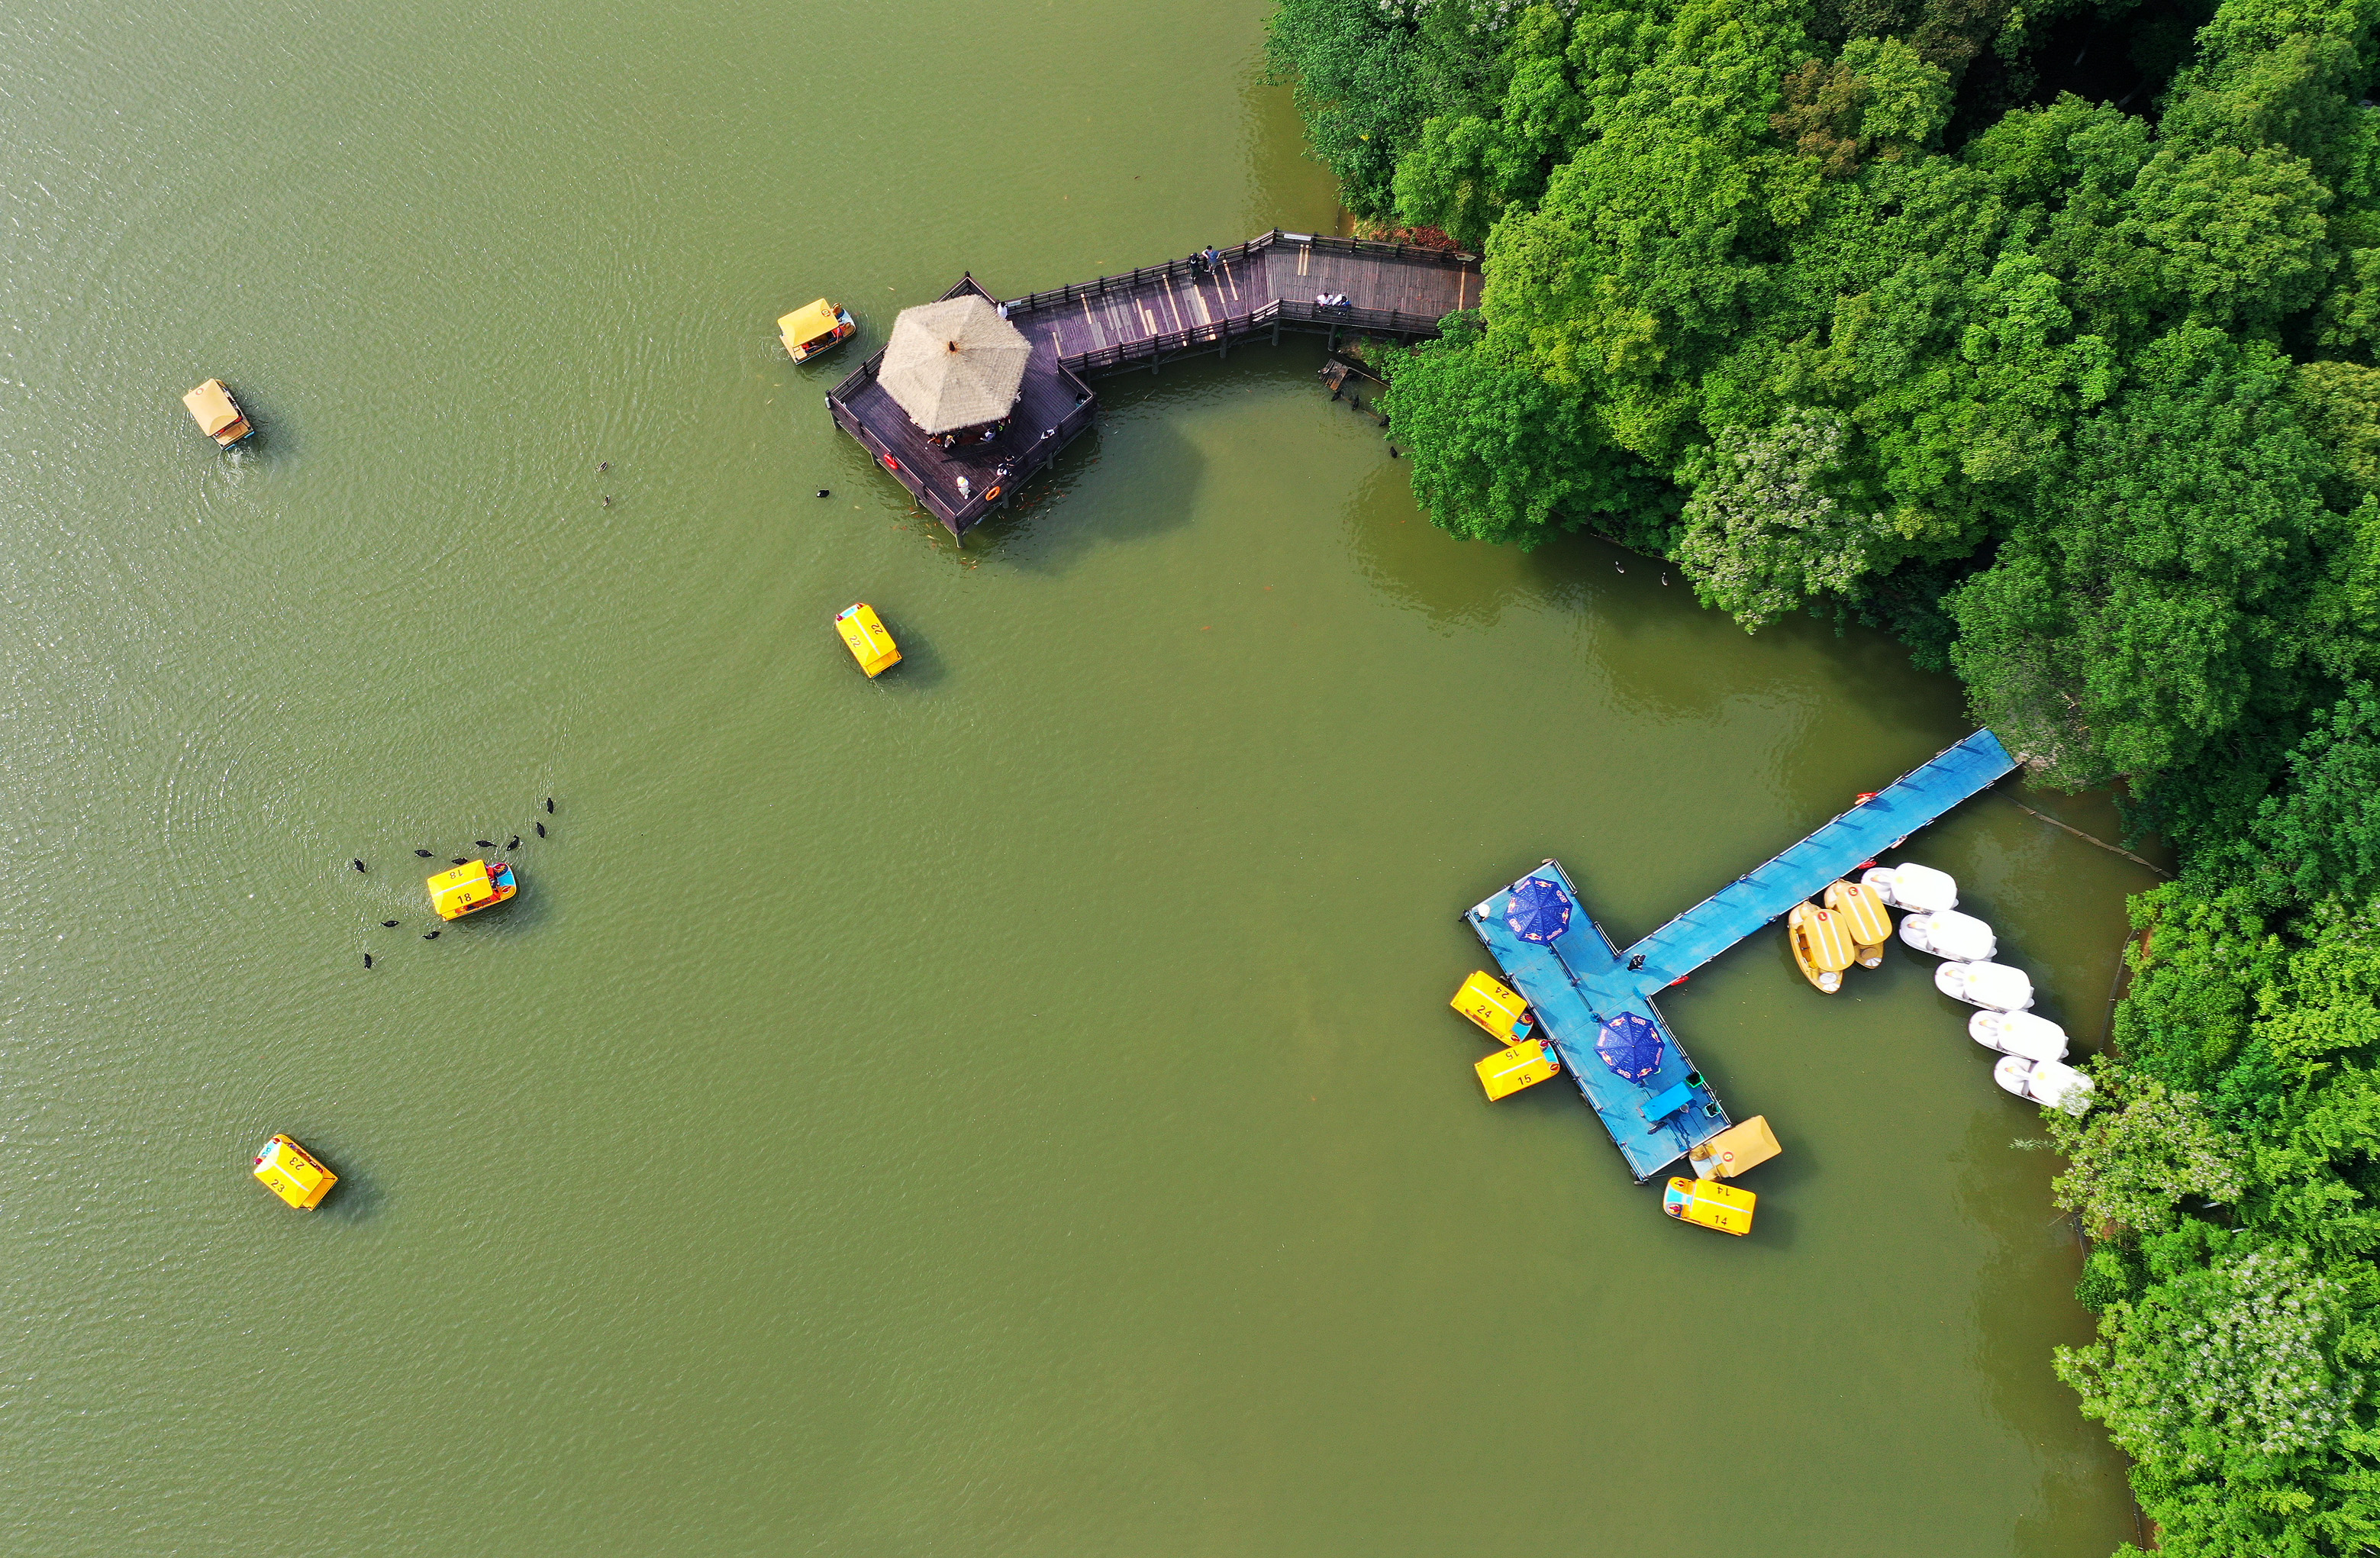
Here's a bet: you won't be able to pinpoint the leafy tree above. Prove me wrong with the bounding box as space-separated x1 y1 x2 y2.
1380 312 1673 546
2044 1073 2248 1233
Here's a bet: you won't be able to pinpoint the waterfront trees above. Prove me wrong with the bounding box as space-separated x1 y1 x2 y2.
1270 0 2380 1548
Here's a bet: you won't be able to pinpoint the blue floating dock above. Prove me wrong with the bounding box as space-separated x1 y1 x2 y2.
1464 731 2015 1181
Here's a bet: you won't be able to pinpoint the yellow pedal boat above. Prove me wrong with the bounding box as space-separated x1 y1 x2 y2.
182 379 253 447
1450 969 1533 1044
1475 1038 1559 1101
1664 1175 1755 1234
834 602 901 677
253 1134 337 1209
427 859 518 921
1787 901 1856 992
779 298 856 363
1823 878 1893 968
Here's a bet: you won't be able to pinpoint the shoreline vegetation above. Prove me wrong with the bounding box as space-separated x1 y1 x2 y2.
1267 0 2380 1550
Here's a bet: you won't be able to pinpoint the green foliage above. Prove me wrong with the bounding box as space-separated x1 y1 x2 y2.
2045 1072 2248 1233
1259 0 2380 1545
1379 312 1674 546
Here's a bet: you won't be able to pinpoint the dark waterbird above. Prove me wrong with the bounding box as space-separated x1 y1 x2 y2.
535 822 546 837
545 797 554 813
817 489 830 498
351 859 366 873
414 849 434 858
598 460 610 473
508 836 520 850
423 930 440 940
382 920 398 928
451 858 469 865
363 953 373 969
476 840 495 849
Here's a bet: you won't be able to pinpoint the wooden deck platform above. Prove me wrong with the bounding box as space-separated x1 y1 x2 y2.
824 231 1479 536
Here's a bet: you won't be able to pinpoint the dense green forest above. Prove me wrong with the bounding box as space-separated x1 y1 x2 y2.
1267 0 2380 1549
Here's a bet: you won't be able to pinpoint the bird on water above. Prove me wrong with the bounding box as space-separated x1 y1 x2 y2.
817 489 830 498
546 797 555 814
382 920 398 928
451 858 469 865
508 836 521 850
476 840 495 849
414 849 434 858
535 822 546 837
598 460 610 473
352 859 366 873
423 931 440 940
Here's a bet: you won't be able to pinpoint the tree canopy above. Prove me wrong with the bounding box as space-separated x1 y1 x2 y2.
1268 0 2380 1549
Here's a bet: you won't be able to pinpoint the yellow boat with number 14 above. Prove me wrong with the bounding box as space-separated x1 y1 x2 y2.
1664 1175 1755 1234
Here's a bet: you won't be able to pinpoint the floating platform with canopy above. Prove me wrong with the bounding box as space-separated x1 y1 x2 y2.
1463 730 2017 1180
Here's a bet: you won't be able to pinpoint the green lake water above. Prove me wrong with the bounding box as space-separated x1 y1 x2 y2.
0 2 2153 1551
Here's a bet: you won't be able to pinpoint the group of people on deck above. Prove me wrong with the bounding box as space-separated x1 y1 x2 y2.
1314 292 1354 311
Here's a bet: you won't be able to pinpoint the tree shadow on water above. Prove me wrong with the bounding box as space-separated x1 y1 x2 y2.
1950 1108 2140 1558
959 408 1208 578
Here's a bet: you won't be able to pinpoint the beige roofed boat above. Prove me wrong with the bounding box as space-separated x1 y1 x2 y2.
182 379 252 446
877 295 1031 435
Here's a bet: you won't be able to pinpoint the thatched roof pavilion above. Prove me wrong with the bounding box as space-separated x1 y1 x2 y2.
877 295 1032 435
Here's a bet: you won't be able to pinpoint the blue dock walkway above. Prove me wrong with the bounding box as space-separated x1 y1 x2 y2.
1463 731 2015 1180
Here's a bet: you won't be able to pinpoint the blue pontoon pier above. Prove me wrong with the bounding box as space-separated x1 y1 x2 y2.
1465 731 2017 1180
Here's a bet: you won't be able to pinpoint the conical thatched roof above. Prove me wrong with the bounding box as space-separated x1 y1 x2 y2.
878 295 1031 435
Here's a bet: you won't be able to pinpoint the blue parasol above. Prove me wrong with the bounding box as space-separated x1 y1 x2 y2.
1595 1012 1665 1082
1504 876 1572 944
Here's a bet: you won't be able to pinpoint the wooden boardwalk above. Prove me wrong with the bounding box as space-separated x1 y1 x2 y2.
826 231 1479 535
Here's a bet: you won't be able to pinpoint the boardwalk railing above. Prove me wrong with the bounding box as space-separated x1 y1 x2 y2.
1000 230 1477 321
1054 297 1453 376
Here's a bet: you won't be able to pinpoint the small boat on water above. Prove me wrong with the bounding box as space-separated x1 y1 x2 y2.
182 379 253 447
1787 901 1856 992
253 1134 337 1208
1862 861 1957 912
1935 959 2034 1011
1475 1038 1559 1101
1970 1009 2068 1062
427 859 518 921
779 298 856 363
1822 878 1892 967
1899 908 1996 962
1994 1054 2095 1111
1663 1175 1756 1234
834 602 901 677
1450 969 1533 1044
1687 1114 1780 1181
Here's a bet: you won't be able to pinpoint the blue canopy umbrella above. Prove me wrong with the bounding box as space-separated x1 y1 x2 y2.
1595 1012 1665 1083
1504 876 1572 944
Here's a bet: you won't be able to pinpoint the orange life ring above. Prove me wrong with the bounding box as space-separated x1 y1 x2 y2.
985 485 1001 501
882 454 899 471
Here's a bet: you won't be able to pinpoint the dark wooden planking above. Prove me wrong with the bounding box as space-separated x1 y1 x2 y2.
827 234 1482 537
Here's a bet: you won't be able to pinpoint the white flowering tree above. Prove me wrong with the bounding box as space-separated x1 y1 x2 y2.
2057 1243 2360 1478
2045 1073 2247 1232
